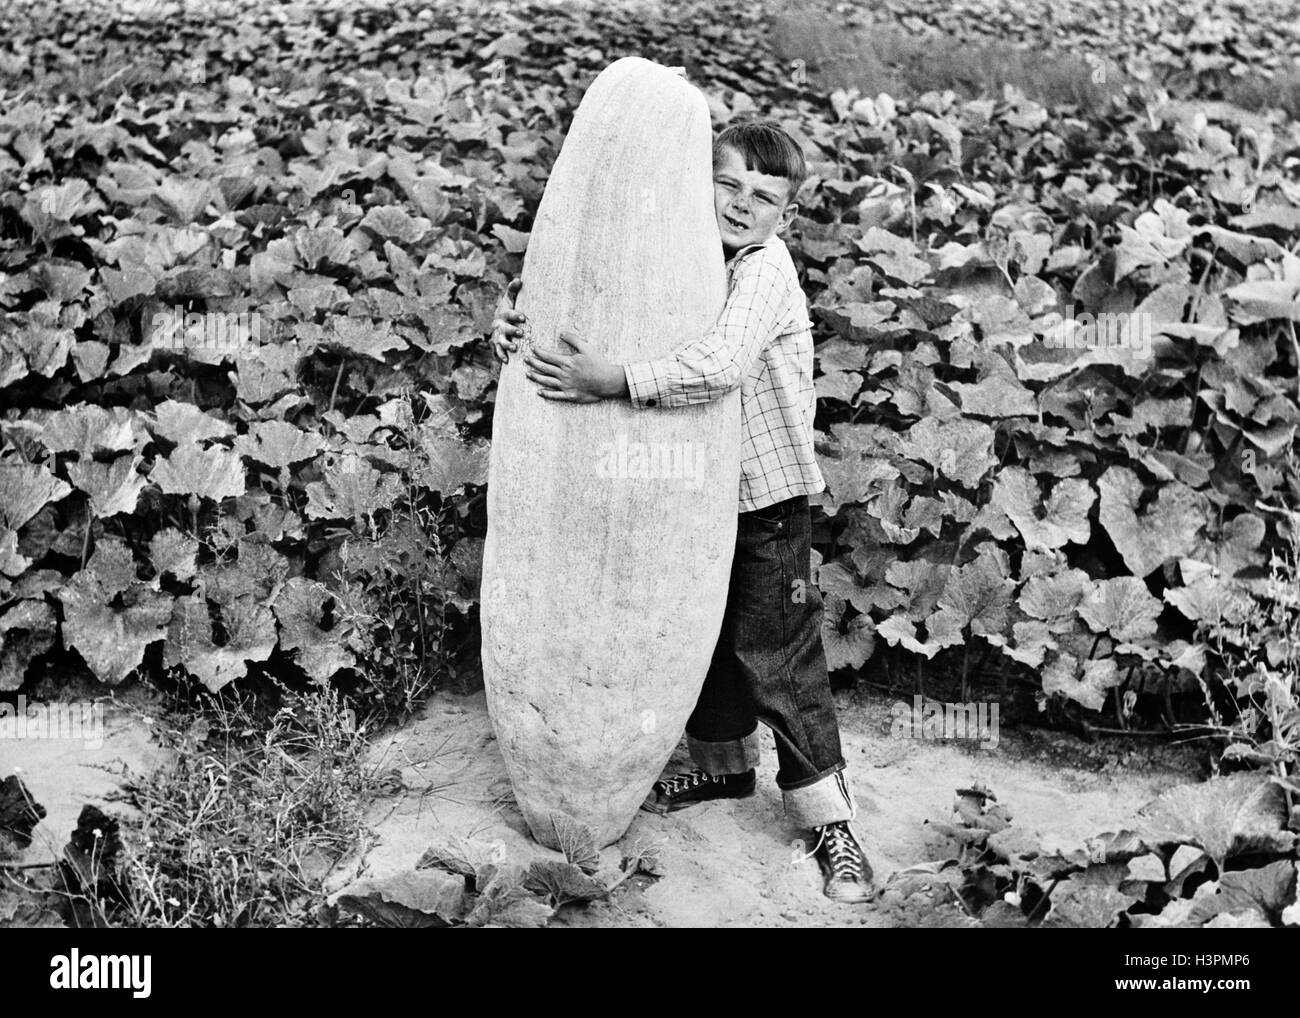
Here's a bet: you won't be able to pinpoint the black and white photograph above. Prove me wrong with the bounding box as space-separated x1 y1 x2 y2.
0 0 1298 957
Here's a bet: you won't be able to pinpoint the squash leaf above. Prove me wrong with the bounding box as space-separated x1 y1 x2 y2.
1138 774 1296 870
67 455 147 518
0 460 72 531
1042 875 1137 928
932 547 1016 638
326 315 407 361
234 419 324 470
463 863 555 928
991 468 1094 552
335 870 469 928
0 530 31 579
1042 652 1120 711
0 599 57 692
1097 466 1206 577
36 405 142 455
1018 568 1091 630
163 593 277 692
549 812 600 874
417 834 505 884
59 575 171 685
822 593 876 671
272 577 356 684
415 427 490 495
524 859 609 907
1187 861 1297 926
149 528 199 582
150 400 235 445
899 417 997 488
150 443 245 501
305 453 402 520
1078 577 1162 642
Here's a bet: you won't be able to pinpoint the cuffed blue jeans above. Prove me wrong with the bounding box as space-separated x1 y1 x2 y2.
685 495 857 828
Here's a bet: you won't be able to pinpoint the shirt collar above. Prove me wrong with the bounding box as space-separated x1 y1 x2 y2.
725 234 775 265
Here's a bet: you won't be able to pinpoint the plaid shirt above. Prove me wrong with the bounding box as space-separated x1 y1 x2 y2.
622 234 825 513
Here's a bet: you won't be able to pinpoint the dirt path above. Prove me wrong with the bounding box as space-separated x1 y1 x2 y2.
327 688 1203 927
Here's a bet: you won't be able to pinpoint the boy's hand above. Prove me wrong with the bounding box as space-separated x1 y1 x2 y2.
490 278 526 363
524 332 627 403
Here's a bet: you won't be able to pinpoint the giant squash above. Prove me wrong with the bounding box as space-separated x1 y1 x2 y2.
480 57 739 850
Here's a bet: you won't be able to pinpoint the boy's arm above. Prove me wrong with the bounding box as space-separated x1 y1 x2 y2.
622 254 792 409
520 253 791 404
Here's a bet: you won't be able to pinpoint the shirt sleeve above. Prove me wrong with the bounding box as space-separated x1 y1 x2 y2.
622 252 792 409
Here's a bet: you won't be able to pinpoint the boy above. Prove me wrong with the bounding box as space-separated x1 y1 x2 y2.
491 120 874 903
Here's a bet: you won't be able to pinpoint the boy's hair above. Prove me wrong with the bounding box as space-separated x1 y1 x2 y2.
712 119 808 206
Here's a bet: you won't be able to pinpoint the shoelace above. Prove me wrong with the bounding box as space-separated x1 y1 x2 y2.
822 825 867 879
655 769 714 795
799 822 867 879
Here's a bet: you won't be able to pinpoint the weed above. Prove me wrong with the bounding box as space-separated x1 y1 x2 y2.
52 684 380 928
1194 451 1300 813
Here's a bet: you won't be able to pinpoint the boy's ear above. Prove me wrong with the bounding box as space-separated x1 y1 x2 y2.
777 200 799 234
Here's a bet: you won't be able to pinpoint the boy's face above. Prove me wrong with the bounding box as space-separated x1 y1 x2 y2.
713 144 798 256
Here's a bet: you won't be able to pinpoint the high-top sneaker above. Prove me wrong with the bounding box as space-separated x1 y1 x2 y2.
810 820 875 902
640 768 756 814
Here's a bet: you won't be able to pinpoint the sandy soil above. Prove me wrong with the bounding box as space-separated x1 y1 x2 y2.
324 687 1204 927
0 682 168 869
3 677 1203 926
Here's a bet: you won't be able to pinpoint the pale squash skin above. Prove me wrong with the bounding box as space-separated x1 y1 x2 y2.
480 57 740 850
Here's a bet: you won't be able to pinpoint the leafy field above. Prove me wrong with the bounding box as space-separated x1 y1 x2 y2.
774 0 1300 118
1 0 1299 927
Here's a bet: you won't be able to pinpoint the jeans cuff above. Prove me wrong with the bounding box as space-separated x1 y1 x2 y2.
687 729 762 775
781 767 857 827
